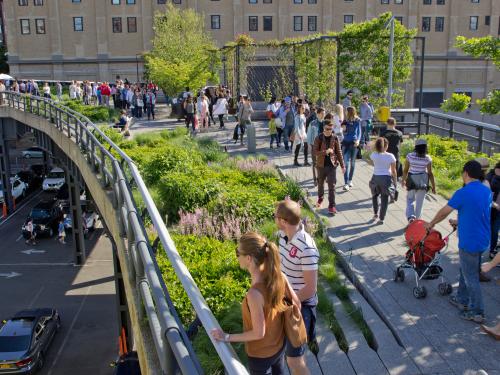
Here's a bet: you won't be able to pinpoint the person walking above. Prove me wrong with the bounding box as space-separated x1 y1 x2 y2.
237 96 254 145
313 120 345 214
211 232 291 375
57 220 66 244
380 117 403 178
293 105 308 167
342 90 353 116
42 82 51 99
341 106 362 191
56 82 62 101
306 107 325 186
145 89 156 121
369 137 397 225
402 139 436 222
213 93 228 129
275 199 317 375
197 94 209 130
480 251 500 339
279 99 295 152
25 218 36 245
486 162 500 260
69 81 77 100
359 95 374 146
100 82 111 106
332 104 344 143
184 96 196 132
425 160 491 323
269 113 278 149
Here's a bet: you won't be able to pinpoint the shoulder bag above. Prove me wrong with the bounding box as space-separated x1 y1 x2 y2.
283 283 307 347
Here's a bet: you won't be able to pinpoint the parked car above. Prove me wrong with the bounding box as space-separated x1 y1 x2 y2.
14 171 42 193
42 168 65 192
0 308 60 374
62 201 98 232
22 201 63 239
54 183 86 202
21 147 44 159
0 177 27 204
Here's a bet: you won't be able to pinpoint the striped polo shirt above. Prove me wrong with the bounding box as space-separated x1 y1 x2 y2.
278 226 319 306
406 152 432 174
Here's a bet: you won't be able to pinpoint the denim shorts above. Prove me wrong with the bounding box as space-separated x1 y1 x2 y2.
247 344 285 375
285 304 317 357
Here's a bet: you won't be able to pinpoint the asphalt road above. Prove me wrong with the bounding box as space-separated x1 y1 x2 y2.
0 191 118 375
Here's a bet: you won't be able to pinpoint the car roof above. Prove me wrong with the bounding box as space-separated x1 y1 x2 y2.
48 167 64 173
32 201 58 210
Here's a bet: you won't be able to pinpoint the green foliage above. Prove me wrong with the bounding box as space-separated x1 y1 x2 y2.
0 45 9 74
455 35 500 68
440 93 471 113
156 235 250 323
476 89 500 115
196 137 229 163
338 13 416 108
146 4 220 96
60 99 120 123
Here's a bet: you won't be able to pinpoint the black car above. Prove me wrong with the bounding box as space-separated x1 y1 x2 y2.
22 201 62 239
0 308 60 374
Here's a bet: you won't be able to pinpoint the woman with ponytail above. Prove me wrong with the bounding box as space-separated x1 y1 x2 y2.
211 232 296 374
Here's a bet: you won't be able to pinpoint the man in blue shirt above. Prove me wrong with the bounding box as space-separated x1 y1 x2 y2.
425 160 491 323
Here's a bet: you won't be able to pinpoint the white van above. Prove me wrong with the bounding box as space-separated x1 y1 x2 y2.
42 167 65 191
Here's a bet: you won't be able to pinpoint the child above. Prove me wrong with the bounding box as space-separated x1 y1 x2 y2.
269 113 278 148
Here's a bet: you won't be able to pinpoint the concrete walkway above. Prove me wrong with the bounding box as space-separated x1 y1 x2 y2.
129 109 500 375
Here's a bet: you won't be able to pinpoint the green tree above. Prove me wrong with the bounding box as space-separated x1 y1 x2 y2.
455 36 500 115
145 4 219 96
440 93 471 113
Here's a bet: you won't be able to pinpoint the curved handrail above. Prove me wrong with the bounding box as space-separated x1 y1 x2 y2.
1 92 249 375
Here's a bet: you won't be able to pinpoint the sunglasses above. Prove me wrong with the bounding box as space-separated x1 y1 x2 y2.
324 128 333 132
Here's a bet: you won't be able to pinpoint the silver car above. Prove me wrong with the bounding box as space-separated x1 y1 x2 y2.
21 148 44 159
0 309 60 374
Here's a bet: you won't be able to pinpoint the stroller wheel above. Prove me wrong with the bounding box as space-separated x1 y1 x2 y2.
398 269 405 282
438 283 447 296
413 286 427 299
393 269 399 282
446 283 453 295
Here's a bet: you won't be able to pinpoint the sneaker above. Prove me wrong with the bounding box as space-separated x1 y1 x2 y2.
316 198 323 208
377 219 384 225
343 184 350 191
328 206 337 215
460 310 485 324
408 216 416 224
449 295 468 311
293 160 302 167
349 181 354 187
304 161 311 166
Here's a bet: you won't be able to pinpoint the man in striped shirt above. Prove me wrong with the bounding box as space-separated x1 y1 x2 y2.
275 199 319 375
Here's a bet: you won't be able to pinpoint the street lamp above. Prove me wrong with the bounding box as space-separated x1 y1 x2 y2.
384 16 395 108
135 53 142 83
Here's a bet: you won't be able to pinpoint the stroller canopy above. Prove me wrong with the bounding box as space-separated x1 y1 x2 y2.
405 220 446 266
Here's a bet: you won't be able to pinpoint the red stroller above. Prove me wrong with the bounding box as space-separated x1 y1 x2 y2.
393 219 456 299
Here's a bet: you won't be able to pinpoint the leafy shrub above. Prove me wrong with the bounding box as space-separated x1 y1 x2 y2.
156 235 250 323
196 137 228 163
440 93 471 113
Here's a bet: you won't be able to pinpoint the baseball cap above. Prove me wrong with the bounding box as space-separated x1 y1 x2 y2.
415 139 427 146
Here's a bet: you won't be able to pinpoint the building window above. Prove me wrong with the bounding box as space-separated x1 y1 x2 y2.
111 0 120 4
437 0 445 4
18 0 28 5
471 0 479 2
263 16 272 31
249 0 257 3
381 0 389 3
35 19 46 34
158 0 167 3
469 16 478 30
485 16 490 26
435 16 444 32
20 19 30 35
112 17 122 33
72 0 82 2
422 16 431 32
308 16 317 31
73 17 83 31
34 0 43 5
249 16 258 31
127 17 137 32
126 0 136 4
294 16 303 31
423 0 431 4
210 15 220 29
263 0 272 3
395 0 403 3
308 0 317 3
294 0 303 3
395 16 403 24
344 15 354 24
172 0 181 4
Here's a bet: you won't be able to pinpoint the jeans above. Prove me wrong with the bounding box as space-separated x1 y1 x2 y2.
342 143 357 184
283 126 294 150
406 189 427 220
456 250 484 315
361 120 371 145
276 128 283 146
317 166 337 207
369 175 391 220
146 104 155 120
491 212 500 253
310 145 317 182
218 114 224 128
270 134 278 147
294 142 308 162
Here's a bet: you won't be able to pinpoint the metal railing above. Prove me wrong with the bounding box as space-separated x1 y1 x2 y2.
373 108 500 155
1 92 249 375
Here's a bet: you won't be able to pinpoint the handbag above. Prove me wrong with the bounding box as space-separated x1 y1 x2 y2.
283 284 307 347
406 173 429 191
356 146 363 160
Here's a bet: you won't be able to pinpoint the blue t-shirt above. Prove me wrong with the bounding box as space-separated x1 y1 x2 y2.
447 181 492 253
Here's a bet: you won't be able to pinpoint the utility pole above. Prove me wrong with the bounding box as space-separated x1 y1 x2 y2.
388 16 395 108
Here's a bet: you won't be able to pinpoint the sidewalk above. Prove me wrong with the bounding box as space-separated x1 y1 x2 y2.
130 110 500 375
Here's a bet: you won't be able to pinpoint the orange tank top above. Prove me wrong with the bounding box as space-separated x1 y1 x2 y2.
242 283 285 358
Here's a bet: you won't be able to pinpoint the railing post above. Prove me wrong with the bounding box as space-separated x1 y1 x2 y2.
477 126 484 154
448 119 454 138
425 113 430 135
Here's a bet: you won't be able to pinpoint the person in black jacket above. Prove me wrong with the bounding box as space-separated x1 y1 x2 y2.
380 117 403 178
486 161 500 260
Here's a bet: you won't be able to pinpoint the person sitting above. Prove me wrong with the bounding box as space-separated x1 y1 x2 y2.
114 110 129 129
